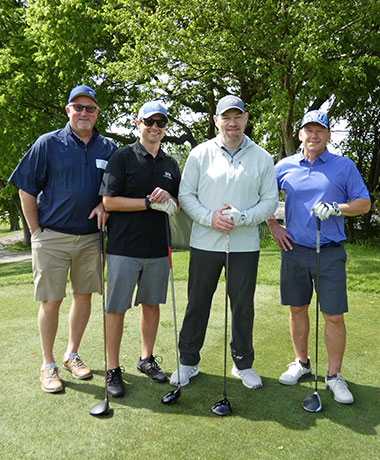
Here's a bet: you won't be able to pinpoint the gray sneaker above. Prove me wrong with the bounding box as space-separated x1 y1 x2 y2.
325 373 354 404
170 364 199 387
279 358 311 385
231 365 262 389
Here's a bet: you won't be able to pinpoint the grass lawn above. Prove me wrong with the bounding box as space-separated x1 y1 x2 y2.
0 243 379 459
0 222 22 238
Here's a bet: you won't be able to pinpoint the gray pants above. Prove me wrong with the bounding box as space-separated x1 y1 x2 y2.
179 247 259 370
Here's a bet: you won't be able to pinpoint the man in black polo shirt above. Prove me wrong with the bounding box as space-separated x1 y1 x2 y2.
100 101 181 396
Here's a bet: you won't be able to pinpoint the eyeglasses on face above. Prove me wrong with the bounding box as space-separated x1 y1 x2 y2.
69 103 98 114
142 117 167 128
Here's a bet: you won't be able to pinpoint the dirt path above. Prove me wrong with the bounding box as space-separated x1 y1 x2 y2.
0 231 32 263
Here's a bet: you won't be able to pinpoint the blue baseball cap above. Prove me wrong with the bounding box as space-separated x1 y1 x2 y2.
68 85 97 104
138 101 168 121
216 95 246 115
300 110 329 129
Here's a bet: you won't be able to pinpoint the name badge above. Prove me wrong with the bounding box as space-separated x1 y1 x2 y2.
96 159 108 170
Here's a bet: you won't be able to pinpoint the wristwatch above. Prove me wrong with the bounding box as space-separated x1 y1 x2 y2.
145 197 151 210
240 211 247 224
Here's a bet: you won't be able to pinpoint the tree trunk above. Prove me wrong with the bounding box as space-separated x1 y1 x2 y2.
20 209 31 247
280 117 296 158
9 212 20 231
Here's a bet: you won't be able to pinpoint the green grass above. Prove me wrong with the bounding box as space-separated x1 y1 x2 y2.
0 245 379 459
5 241 31 252
0 261 33 286
0 222 22 238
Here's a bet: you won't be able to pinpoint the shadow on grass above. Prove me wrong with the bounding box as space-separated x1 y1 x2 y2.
66 370 379 435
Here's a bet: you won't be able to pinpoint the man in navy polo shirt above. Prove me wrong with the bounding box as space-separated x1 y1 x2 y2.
100 101 180 397
9 85 117 393
267 110 370 404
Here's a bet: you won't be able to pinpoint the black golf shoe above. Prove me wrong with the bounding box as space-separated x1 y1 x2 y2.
107 366 125 397
137 355 168 383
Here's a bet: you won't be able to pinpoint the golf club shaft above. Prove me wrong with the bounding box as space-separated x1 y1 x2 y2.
100 229 108 399
315 218 321 393
224 233 230 399
165 217 181 387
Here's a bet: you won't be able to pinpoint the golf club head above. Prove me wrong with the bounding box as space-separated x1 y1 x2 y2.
162 387 181 404
302 391 322 413
89 398 110 416
211 397 232 416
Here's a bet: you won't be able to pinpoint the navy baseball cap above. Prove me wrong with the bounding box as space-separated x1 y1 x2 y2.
68 85 97 104
138 101 168 121
216 95 246 115
300 110 329 129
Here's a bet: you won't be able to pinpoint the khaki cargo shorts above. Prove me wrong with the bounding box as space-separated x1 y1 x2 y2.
31 228 101 302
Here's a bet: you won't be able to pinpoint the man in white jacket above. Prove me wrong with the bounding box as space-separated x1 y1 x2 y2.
170 95 278 389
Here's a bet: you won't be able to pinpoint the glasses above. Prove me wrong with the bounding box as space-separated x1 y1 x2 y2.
142 117 167 128
69 103 98 114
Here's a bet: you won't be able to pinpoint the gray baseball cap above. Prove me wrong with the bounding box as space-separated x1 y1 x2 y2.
216 95 246 115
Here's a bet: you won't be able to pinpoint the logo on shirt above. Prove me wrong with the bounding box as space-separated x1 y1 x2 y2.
163 171 172 180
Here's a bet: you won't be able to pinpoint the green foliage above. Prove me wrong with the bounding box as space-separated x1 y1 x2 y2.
0 0 379 236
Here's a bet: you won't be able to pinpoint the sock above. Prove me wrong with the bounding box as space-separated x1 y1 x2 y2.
64 352 78 361
327 373 338 380
299 358 310 368
42 362 56 370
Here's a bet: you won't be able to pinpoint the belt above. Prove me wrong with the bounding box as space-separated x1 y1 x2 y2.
295 242 342 250
320 242 342 248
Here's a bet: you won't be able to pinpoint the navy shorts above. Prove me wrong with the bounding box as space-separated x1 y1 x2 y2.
280 243 348 315
106 254 169 314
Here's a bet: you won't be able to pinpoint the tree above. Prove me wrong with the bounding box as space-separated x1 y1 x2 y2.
0 0 379 241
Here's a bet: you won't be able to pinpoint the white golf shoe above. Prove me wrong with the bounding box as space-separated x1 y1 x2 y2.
325 373 354 404
170 364 199 387
231 364 262 389
279 358 312 385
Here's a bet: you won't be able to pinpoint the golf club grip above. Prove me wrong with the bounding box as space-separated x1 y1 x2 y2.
99 229 104 255
168 245 172 269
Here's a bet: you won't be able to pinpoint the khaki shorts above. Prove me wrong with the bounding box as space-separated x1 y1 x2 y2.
31 228 101 302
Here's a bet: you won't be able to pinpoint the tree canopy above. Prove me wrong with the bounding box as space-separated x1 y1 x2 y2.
0 0 379 238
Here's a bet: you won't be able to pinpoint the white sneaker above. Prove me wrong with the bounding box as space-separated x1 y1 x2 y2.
231 365 262 389
279 358 312 385
325 373 354 404
170 364 199 387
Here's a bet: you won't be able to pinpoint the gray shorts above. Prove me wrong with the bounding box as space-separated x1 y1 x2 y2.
106 254 169 314
280 243 348 315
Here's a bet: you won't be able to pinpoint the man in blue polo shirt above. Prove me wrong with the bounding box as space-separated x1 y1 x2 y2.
100 101 181 397
9 85 117 393
267 110 370 404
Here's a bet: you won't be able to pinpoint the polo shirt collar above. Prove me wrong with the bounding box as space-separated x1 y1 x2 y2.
215 133 248 156
299 148 329 164
65 122 99 145
136 139 165 160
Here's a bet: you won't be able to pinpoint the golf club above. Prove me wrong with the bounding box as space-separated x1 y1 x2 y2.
89 229 110 416
211 233 232 416
162 216 181 404
302 217 322 413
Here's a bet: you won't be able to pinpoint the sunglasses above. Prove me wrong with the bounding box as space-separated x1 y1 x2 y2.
142 117 167 128
69 103 98 114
